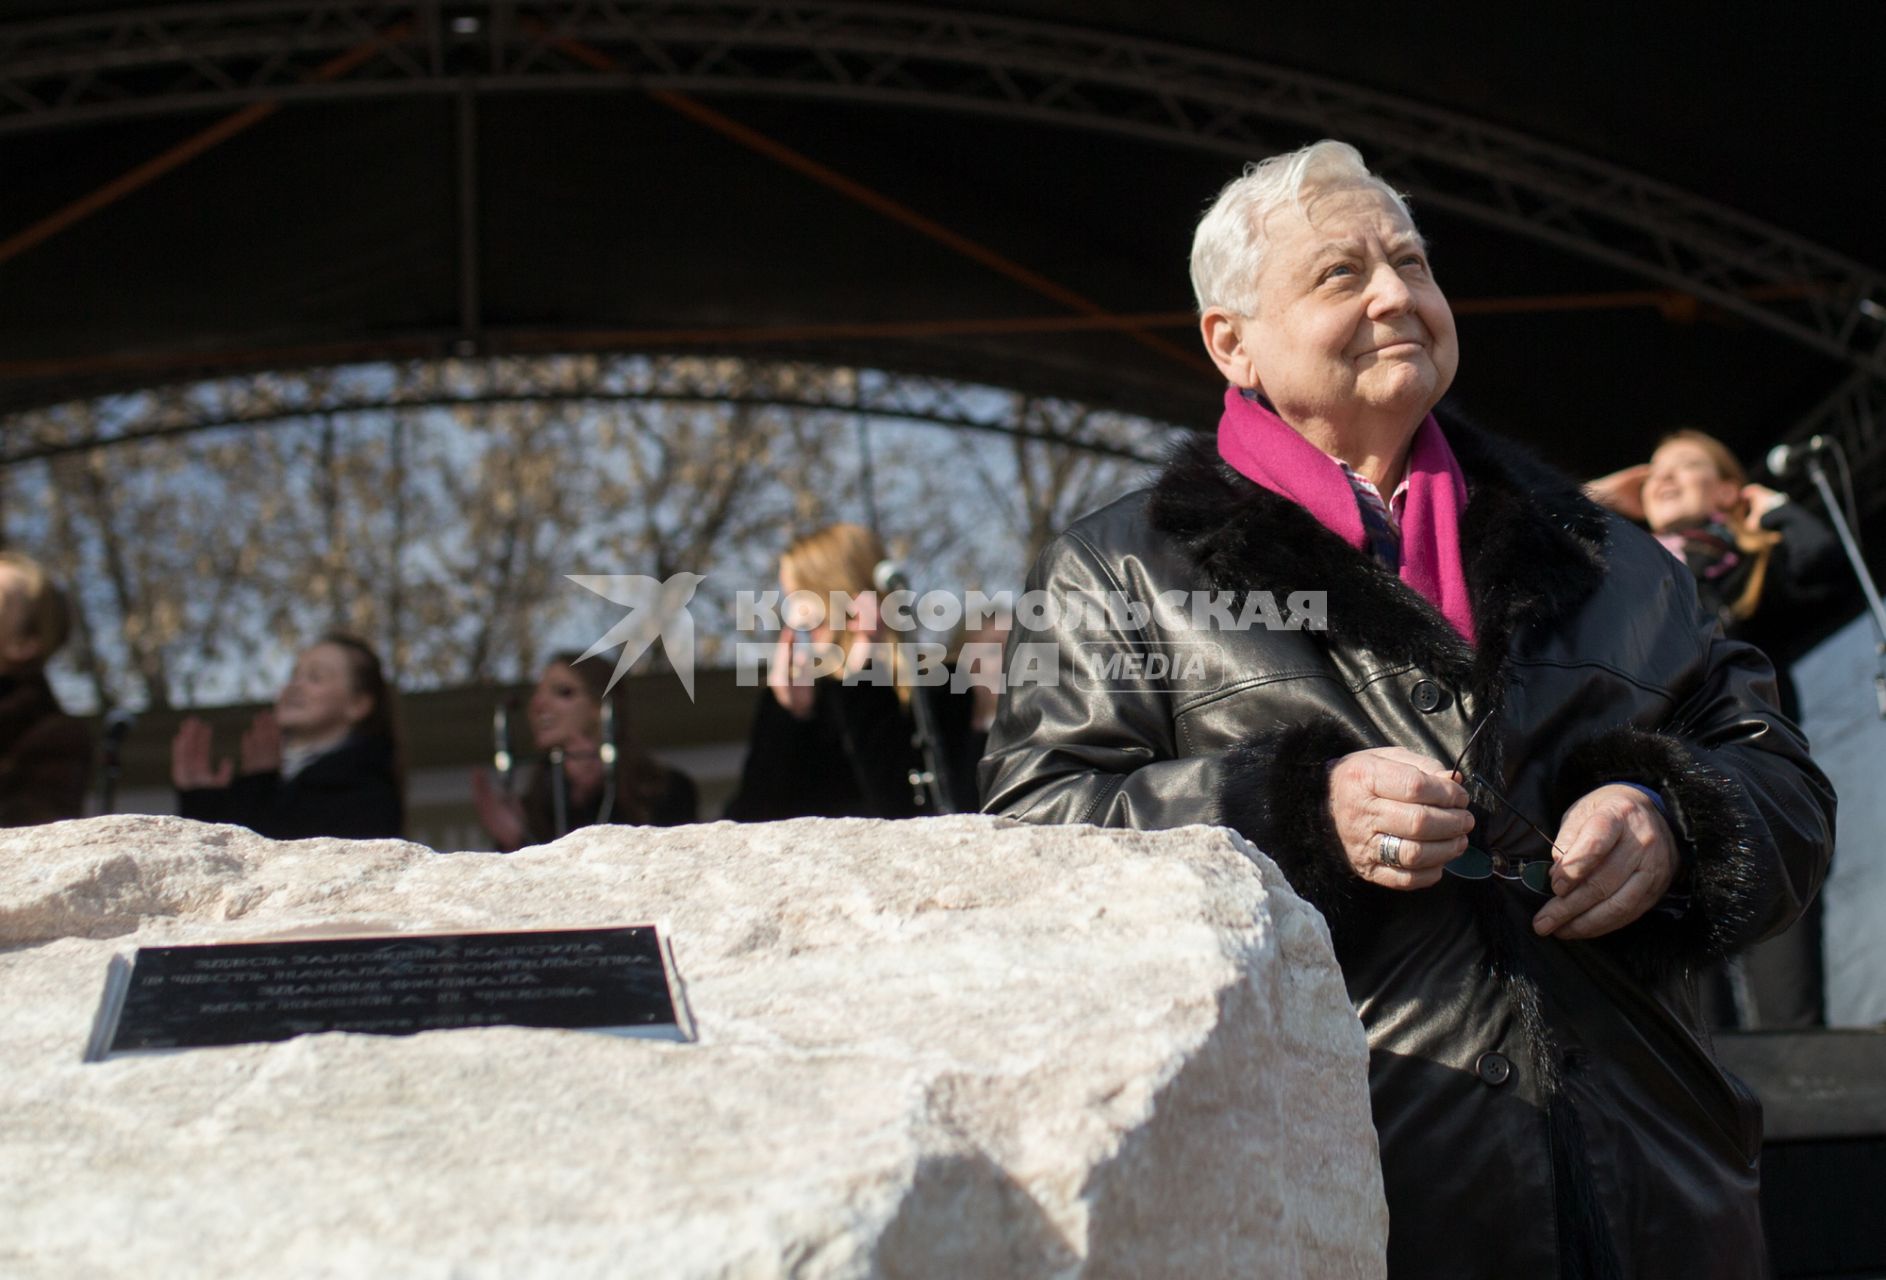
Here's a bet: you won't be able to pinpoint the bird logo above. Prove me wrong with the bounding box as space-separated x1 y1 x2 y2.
567 572 706 700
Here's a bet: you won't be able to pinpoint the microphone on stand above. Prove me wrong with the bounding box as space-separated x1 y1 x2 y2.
1761 433 1886 719
872 559 909 595
872 559 959 814
1766 435 1831 478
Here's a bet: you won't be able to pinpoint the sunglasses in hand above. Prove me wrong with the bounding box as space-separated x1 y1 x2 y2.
1442 716 1567 897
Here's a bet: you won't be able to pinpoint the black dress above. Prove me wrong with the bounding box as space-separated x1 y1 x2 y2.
723 680 979 820
519 764 698 844
178 734 403 840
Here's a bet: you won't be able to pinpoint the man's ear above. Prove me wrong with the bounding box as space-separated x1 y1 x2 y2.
1200 308 1259 389
345 691 373 728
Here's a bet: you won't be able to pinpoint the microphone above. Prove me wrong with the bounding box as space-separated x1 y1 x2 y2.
872 559 910 595
103 708 136 747
1767 435 1831 477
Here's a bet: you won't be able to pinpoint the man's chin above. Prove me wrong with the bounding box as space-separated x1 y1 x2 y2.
1357 372 1441 419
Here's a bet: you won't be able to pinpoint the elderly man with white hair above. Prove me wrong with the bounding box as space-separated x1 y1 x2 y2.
981 140 1834 1277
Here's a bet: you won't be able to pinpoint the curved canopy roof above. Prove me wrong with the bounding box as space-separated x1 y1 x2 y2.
2 1 1883 486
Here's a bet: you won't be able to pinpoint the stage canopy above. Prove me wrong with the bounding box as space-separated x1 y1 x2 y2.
1 1 1882 488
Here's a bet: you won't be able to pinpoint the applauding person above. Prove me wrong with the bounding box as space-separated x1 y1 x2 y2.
0 551 90 826
174 633 402 839
471 652 696 852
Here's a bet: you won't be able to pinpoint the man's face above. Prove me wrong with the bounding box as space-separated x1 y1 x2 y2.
1218 186 1458 431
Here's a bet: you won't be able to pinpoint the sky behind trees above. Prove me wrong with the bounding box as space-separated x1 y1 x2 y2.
2 355 1173 713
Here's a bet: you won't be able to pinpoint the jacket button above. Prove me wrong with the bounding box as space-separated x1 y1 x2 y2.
1476 1052 1513 1086
1410 679 1444 713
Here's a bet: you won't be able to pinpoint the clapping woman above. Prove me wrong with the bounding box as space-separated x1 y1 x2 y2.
173 633 403 839
471 652 696 851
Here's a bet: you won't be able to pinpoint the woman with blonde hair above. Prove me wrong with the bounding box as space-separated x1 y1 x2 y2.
0 550 90 826
724 522 976 819
1588 428 1844 720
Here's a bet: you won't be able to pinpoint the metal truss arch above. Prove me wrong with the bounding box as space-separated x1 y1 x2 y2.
2 0 1882 382
0 353 1174 467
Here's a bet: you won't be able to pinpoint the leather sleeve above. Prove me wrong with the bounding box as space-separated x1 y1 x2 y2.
977 528 1224 829
1557 554 1836 963
1216 718 1370 920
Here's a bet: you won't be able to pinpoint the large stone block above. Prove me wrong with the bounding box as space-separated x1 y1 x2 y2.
0 814 1386 1278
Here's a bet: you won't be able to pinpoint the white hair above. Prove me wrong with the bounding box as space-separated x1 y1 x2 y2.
1189 139 1416 314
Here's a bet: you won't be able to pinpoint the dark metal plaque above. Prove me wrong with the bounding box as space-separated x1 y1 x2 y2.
88 925 685 1060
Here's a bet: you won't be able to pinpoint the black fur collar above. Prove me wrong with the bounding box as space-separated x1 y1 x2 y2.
1147 406 1611 711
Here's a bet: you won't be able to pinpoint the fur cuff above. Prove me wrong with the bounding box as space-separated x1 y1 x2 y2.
1218 718 1370 918
1559 727 1766 966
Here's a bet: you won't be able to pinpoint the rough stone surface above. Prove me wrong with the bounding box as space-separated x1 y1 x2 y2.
0 814 1386 1278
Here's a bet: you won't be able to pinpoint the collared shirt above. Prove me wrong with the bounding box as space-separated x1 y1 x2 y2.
1339 460 1409 571
1233 388 1411 570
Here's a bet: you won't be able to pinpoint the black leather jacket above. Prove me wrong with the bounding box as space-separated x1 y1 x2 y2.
982 418 1835 1278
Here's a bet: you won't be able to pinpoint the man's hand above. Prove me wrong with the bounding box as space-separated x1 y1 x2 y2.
1533 784 1678 939
1327 747 1474 890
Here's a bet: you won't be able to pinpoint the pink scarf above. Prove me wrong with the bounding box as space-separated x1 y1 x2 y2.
1216 387 1476 643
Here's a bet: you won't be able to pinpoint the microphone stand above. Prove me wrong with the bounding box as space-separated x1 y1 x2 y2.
98 711 133 815
906 679 959 814
874 556 959 813
492 700 516 793
596 699 618 824
1803 454 1886 719
547 746 570 837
